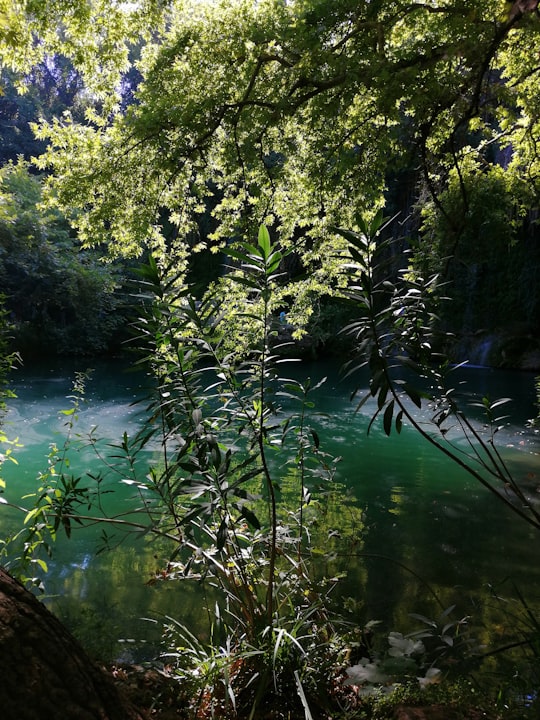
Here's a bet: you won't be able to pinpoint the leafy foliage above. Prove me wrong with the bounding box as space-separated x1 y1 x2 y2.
334 212 540 532
30 1 539 260
1 226 365 716
1 2 540 712
0 161 127 356
0 0 161 111
344 604 480 698
0 58 88 165
1 1 539 357
2 218 539 713
17 0 537 359
0 371 91 587
418 155 540 335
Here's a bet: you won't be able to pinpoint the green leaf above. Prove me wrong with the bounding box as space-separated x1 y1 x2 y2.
370 368 384 396
258 224 271 260
227 275 261 290
225 248 253 264
383 399 394 436
354 390 372 413
356 216 369 236
403 383 422 408
24 507 42 525
439 604 456 619
489 398 512 410
35 558 48 573
377 383 389 410
267 249 282 273
369 209 384 237
332 225 361 244
216 517 227 551
241 506 261 530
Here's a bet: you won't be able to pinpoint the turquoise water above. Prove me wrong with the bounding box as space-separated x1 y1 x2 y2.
1 358 539 662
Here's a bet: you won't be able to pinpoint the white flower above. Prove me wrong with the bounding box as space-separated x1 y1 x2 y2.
345 660 388 686
388 632 425 657
418 668 442 689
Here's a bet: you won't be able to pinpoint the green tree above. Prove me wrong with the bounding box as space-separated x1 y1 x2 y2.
418 156 540 344
28 1 537 249
0 57 88 166
0 1 537 343
0 161 126 356
0 0 160 109
15 0 535 346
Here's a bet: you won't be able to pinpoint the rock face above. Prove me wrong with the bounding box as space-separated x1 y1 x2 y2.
0 567 145 720
452 324 540 371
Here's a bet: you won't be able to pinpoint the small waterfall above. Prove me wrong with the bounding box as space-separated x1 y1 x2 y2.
470 335 495 367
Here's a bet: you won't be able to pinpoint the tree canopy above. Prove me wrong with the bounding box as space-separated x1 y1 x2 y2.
1 6 540 714
23 1 538 252
1 0 539 346
0 0 159 102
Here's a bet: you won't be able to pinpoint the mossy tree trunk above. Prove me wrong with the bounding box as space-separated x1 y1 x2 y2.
0 568 144 720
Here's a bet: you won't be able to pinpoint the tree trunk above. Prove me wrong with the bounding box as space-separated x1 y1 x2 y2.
0 567 145 720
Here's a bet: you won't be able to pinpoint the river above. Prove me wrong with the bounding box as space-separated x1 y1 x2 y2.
1 357 539 665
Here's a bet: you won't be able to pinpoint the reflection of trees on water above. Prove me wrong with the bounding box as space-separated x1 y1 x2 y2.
340 426 540 657
44 541 206 661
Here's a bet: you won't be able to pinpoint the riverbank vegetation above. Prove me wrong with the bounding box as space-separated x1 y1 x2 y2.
2 221 539 718
1 0 540 366
1 1 540 718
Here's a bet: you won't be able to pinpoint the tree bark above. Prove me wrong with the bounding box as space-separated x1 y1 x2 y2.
0 567 145 720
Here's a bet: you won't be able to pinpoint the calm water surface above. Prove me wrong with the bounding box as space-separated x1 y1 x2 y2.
1 358 539 661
